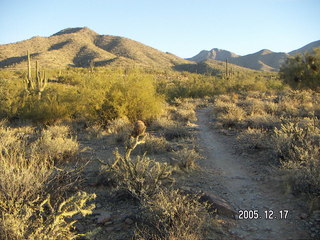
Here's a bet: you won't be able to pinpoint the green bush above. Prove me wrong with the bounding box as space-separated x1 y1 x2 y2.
280 48 320 90
100 74 164 121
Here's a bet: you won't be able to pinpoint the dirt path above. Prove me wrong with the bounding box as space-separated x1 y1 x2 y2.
196 108 311 240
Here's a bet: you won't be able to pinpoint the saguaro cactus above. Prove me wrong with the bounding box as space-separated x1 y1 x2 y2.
24 51 47 99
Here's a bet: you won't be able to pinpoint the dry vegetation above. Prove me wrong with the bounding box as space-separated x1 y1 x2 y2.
212 90 320 207
0 123 95 240
0 49 319 239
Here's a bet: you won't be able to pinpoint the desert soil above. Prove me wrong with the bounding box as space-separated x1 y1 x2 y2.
195 107 311 240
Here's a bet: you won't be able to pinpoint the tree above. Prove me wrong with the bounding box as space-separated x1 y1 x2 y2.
279 48 320 90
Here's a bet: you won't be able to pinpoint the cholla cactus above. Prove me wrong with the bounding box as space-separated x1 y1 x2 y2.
24 51 48 99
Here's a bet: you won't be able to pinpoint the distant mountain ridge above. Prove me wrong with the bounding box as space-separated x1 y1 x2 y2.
1 27 319 72
0 27 190 69
188 40 320 71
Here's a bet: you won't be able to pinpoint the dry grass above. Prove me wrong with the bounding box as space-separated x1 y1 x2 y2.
212 90 320 204
108 117 132 144
163 123 192 141
103 145 174 199
139 134 169 154
33 125 79 163
0 125 95 240
171 148 201 171
136 188 218 240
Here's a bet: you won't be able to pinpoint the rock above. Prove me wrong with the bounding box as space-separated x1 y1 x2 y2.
181 189 237 218
72 214 83 220
96 211 112 224
299 213 308 219
106 226 115 232
169 144 184 152
112 189 138 202
186 126 200 131
96 203 102 208
125 218 134 225
74 222 85 232
104 221 113 226
199 191 238 218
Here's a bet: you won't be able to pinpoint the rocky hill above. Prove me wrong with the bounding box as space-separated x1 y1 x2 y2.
0 27 191 69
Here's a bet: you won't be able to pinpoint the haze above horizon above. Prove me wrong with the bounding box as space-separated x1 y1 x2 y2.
0 0 319 58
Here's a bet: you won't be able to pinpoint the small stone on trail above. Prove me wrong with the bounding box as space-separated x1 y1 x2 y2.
106 226 115 232
96 203 102 208
96 211 112 224
75 222 85 232
125 218 134 225
299 213 308 219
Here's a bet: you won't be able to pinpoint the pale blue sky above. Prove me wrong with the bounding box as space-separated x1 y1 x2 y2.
0 0 319 58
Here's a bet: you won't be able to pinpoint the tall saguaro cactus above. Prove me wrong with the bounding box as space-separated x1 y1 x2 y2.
24 51 47 99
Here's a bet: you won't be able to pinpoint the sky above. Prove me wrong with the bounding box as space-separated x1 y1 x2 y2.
0 0 319 58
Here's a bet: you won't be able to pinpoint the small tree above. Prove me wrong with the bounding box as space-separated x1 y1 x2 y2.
280 48 320 90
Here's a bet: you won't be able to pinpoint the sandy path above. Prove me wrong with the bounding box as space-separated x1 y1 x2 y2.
196 108 310 240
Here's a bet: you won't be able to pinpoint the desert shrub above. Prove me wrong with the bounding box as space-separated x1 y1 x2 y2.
237 98 266 116
108 117 132 144
16 87 82 123
1 192 95 240
276 101 300 117
0 128 51 211
137 188 215 240
84 123 104 139
274 122 319 164
263 101 278 115
274 122 320 196
0 126 95 240
172 108 197 123
168 99 197 123
279 49 320 90
237 128 271 151
139 135 169 154
105 148 174 199
150 117 173 131
106 117 131 134
172 148 201 171
0 76 22 118
163 123 192 140
100 74 164 122
244 114 280 130
212 99 234 115
33 125 79 163
216 104 246 128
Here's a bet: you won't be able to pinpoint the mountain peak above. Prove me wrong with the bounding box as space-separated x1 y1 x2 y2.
257 49 273 55
52 27 97 36
188 48 239 62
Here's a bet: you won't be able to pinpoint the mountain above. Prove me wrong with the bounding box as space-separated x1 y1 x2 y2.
0 27 190 69
174 58 255 75
230 49 289 72
289 40 320 56
188 48 239 62
189 41 320 71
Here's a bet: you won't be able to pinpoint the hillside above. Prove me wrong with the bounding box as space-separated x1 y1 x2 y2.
189 40 320 71
230 49 289 72
0 27 190 69
174 58 255 75
289 40 320 56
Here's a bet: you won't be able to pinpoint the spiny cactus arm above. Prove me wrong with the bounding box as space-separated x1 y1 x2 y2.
27 51 32 80
24 51 34 92
35 61 48 91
